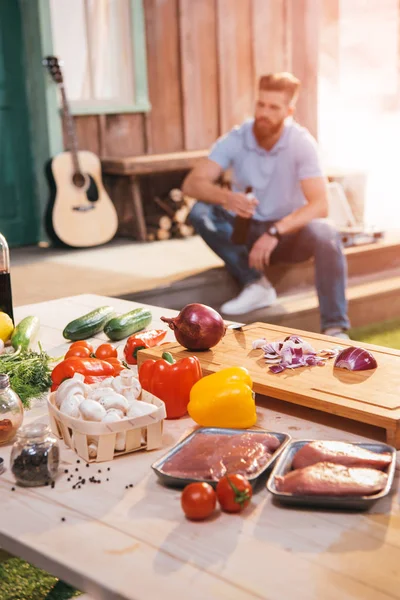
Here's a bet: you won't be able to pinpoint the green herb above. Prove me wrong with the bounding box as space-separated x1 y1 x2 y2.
0 343 55 408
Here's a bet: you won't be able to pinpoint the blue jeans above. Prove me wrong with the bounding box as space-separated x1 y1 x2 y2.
189 202 350 331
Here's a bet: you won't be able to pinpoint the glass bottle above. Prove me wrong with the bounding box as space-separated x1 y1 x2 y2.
10 423 60 487
0 233 14 323
0 374 23 445
231 187 254 245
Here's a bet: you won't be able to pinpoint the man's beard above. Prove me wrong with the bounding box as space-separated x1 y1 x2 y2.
254 117 284 141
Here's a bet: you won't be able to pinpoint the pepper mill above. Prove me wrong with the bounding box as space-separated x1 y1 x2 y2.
231 187 253 245
0 233 14 324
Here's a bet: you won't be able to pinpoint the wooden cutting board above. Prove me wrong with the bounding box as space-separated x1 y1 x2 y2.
137 322 400 448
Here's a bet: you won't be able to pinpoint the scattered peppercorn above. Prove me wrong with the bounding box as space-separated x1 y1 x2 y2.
107 467 110 471
75 468 78 472
64 469 68 474
61 518 65 522
11 487 15 491
51 481 55 489
86 464 89 468
98 469 101 473
77 460 80 463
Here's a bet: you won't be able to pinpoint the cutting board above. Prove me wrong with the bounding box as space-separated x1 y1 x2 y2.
137 322 400 448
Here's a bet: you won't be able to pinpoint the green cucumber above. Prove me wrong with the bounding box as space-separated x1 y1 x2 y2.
104 308 152 341
11 316 40 350
63 306 115 341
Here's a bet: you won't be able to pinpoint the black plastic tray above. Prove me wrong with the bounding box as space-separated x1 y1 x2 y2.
267 439 397 510
152 427 291 488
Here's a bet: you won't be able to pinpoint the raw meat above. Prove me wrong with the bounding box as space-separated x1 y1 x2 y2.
275 462 388 496
161 431 280 480
292 441 392 471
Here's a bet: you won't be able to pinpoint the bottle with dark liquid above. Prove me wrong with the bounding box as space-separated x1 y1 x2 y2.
231 186 254 245
0 233 14 324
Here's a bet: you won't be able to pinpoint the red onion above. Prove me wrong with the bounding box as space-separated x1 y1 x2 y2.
161 303 226 351
334 346 377 371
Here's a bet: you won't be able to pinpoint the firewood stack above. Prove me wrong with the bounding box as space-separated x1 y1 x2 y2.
147 188 196 241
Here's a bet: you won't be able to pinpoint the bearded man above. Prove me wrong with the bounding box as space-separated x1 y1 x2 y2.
182 72 350 339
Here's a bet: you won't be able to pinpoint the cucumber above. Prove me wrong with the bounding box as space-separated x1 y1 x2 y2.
104 308 152 341
11 316 40 350
63 306 115 341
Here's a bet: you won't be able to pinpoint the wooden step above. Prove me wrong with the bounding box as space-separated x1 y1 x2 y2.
122 236 400 307
121 267 400 333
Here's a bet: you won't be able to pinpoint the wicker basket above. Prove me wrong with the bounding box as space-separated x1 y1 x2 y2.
47 391 166 463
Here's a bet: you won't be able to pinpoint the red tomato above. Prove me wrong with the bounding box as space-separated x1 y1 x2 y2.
216 474 252 513
95 343 118 359
65 346 92 358
103 357 125 375
181 482 216 521
69 340 94 353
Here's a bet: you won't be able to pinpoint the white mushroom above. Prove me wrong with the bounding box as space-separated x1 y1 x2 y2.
106 408 125 419
101 410 126 451
79 399 107 422
127 401 157 419
98 391 129 414
55 373 88 408
88 376 114 390
87 437 98 458
88 387 114 401
112 370 142 401
59 394 82 418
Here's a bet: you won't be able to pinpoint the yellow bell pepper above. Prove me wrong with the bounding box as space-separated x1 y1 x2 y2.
187 366 257 429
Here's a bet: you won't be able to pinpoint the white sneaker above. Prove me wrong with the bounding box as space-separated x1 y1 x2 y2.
221 276 277 315
323 327 350 340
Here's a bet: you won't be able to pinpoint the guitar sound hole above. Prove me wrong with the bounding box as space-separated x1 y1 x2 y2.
72 173 86 188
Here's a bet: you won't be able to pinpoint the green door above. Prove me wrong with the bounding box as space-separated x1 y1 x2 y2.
0 1 38 247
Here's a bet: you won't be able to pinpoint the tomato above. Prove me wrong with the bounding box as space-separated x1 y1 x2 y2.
103 357 125 375
69 340 94 353
95 343 118 359
181 482 216 521
65 346 92 358
216 474 252 513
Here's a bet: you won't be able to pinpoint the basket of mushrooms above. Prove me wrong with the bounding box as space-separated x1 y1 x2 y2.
47 369 166 462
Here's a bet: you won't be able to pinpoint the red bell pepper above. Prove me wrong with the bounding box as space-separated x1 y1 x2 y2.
124 329 168 365
139 352 202 419
51 356 115 386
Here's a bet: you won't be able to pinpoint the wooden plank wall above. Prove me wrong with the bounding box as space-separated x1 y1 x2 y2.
66 0 321 158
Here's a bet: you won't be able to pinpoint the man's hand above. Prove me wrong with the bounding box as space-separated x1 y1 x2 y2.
249 233 278 271
225 192 258 218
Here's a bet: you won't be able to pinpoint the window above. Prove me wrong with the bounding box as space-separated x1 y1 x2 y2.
49 0 150 114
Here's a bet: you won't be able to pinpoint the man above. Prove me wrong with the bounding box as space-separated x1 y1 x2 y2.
182 72 350 339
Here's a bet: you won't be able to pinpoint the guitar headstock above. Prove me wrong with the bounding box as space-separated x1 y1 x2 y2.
43 55 63 84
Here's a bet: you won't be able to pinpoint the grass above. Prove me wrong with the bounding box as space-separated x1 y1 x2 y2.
350 316 400 349
1 317 399 599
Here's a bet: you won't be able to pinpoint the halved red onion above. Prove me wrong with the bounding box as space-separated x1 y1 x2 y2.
334 346 377 371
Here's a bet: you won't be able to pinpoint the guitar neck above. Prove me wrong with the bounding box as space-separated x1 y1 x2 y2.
59 84 81 174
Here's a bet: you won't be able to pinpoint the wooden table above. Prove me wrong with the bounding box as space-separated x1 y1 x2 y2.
0 294 399 600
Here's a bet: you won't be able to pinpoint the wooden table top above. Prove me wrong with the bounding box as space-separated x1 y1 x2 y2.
0 294 399 600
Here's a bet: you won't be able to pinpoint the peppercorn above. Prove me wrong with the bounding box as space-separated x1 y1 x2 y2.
11 444 59 487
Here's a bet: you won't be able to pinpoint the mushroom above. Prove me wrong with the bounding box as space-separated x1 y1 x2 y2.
87 437 98 458
79 400 107 422
106 408 125 419
59 394 82 418
98 391 129 414
112 370 142 401
55 373 88 408
127 400 157 419
102 411 126 452
88 387 114 402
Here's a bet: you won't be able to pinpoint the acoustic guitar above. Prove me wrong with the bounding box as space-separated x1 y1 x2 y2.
43 56 118 248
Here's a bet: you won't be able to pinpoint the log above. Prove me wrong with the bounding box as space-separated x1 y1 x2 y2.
169 188 184 203
146 226 171 241
174 206 190 224
153 196 175 218
146 214 172 230
173 223 195 238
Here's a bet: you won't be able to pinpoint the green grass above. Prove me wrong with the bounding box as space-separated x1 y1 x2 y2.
350 317 400 349
0 557 81 599
1 317 399 599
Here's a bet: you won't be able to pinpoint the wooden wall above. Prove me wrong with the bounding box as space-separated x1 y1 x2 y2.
68 0 320 158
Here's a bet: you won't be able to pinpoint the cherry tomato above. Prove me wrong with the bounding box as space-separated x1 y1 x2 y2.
103 357 125 375
95 343 118 359
216 474 252 513
181 482 216 521
65 346 92 358
69 340 94 353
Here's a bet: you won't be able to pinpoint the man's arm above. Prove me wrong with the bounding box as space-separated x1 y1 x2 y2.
182 158 258 218
275 176 328 236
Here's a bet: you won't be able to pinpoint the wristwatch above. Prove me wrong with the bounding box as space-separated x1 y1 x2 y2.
266 223 281 240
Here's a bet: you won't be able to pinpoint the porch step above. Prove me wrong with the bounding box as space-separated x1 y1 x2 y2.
121 266 400 333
